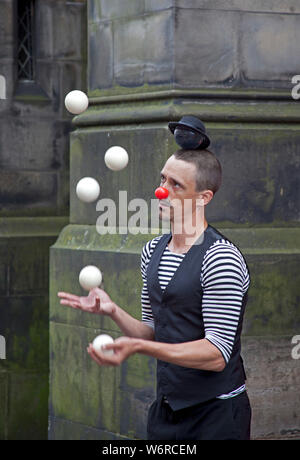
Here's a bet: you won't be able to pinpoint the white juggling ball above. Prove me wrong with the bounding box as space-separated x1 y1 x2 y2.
92 334 114 356
104 146 129 171
76 177 100 203
79 265 102 291
65 90 89 115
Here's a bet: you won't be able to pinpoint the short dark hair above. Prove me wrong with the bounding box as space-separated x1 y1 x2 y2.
173 149 222 194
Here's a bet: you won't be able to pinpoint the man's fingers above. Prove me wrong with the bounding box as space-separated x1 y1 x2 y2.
57 292 80 302
87 345 118 366
60 299 81 309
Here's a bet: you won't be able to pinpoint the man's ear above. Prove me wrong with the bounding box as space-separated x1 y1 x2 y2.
196 190 214 207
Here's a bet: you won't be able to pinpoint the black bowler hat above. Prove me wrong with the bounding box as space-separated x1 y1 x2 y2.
168 115 210 149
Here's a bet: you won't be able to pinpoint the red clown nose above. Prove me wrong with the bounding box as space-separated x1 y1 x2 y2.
155 187 169 200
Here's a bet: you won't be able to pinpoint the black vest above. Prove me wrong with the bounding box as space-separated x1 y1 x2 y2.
146 224 249 411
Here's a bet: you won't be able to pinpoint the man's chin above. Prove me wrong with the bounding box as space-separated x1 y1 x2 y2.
159 206 172 222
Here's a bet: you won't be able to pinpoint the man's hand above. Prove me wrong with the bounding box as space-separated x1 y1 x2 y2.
57 288 116 316
87 337 139 367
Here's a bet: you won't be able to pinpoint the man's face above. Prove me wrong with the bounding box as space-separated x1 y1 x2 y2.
158 155 203 226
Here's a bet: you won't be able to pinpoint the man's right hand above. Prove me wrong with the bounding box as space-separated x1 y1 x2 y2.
57 288 116 316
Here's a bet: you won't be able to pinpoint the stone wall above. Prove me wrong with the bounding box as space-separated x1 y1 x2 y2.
0 0 86 439
48 0 300 440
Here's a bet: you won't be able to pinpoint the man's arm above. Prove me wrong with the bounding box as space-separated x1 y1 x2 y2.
58 288 155 341
135 337 225 371
111 304 155 341
90 336 225 372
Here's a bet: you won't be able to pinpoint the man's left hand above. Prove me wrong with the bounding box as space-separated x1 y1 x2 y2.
87 336 138 367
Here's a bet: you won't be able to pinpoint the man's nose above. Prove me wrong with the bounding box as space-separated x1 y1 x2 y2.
155 186 169 200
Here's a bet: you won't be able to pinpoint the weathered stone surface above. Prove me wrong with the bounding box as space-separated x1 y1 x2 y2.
0 118 58 170
145 0 174 12
242 336 300 440
0 0 14 60
92 0 146 21
52 1 87 60
173 0 300 13
243 254 300 336
8 238 52 295
0 295 49 371
0 171 58 216
174 9 238 86
114 11 173 86
241 13 300 83
89 22 113 91
7 372 48 440
35 1 54 60
48 416 128 440
209 128 300 224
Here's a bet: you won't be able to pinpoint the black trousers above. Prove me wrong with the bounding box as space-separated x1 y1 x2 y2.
147 391 251 440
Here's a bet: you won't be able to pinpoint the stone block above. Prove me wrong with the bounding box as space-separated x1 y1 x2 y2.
240 13 300 85
8 237 53 295
7 372 48 440
0 295 49 371
0 171 58 217
174 9 239 86
35 1 54 59
0 118 58 171
243 254 300 336
208 127 300 224
0 0 14 59
242 336 300 439
173 0 300 13
89 21 113 91
145 0 174 12
114 11 173 86
52 1 87 60
94 0 145 20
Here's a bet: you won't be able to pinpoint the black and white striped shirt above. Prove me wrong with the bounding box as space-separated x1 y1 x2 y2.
140 235 250 399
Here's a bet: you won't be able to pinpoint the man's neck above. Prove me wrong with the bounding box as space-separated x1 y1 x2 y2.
169 218 208 254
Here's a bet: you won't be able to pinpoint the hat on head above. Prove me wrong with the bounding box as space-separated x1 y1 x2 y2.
168 115 210 150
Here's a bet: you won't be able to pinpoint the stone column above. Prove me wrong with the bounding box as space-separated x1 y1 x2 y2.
49 0 300 440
